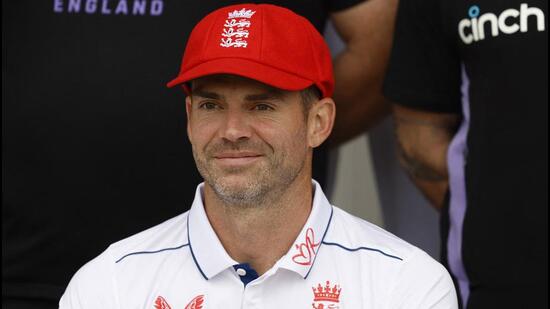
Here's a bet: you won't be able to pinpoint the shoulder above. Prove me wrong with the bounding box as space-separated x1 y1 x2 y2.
324 206 453 284
59 212 190 308
324 207 458 307
324 206 418 262
108 212 190 264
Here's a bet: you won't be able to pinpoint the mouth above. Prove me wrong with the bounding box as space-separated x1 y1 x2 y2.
213 152 264 166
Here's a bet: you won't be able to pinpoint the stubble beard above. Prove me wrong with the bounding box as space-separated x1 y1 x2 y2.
193 140 306 208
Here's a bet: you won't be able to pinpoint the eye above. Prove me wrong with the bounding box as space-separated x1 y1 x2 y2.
198 101 221 110
253 103 275 111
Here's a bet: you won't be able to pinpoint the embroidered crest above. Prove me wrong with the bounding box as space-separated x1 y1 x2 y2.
292 228 320 266
154 296 172 309
312 281 341 309
185 295 205 309
228 8 255 19
224 19 251 28
220 8 256 48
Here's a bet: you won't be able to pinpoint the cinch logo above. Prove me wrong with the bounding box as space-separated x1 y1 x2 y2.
53 0 164 16
458 3 546 44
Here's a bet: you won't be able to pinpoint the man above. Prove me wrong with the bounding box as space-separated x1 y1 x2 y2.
59 4 456 308
383 0 548 308
3 1 396 308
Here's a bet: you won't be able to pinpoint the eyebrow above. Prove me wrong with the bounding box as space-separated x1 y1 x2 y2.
191 90 223 100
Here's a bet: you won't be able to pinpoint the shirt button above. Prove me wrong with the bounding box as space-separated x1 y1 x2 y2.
236 268 247 276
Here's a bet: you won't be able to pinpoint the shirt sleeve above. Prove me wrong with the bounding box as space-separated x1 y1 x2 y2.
388 249 458 309
383 0 462 113
59 249 119 309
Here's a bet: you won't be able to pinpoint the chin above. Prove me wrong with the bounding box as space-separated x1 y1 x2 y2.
209 177 268 205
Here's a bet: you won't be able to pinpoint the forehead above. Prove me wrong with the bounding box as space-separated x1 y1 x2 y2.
190 75 294 99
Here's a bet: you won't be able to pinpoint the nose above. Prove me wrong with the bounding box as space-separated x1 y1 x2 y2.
219 109 252 142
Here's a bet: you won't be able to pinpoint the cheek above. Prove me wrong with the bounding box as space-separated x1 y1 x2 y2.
289 128 309 156
188 118 219 148
255 120 308 154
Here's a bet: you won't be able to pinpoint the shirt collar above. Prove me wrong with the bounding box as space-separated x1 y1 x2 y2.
187 184 238 280
277 180 333 278
187 180 333 280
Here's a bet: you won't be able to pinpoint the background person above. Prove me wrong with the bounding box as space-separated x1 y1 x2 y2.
383 0 548 307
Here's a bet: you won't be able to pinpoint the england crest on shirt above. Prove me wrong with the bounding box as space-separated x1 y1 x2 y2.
312 281 342 309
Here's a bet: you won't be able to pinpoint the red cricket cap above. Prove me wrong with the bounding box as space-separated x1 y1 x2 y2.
167 4 334 98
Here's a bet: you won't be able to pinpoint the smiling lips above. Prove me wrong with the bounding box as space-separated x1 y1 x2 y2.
213 152 263 166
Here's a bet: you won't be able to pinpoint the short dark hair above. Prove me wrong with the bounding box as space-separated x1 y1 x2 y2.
299 86 322 116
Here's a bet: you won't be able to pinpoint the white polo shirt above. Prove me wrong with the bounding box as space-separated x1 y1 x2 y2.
60 181 458 308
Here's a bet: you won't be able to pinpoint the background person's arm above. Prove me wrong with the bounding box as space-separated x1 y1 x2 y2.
328 0 398 145
393 104 460 210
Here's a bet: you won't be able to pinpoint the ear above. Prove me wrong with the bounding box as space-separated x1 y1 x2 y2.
185 95 193 143
307 97 336 148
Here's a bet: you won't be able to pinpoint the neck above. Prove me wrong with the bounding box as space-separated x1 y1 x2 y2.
203 172 313 275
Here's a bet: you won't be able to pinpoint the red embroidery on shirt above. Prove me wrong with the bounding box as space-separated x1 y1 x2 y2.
185 295 205 309
154 296 172 309
292 228 320 266
312 281 341 309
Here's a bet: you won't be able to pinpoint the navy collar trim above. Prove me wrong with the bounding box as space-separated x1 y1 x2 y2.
187 213 209 280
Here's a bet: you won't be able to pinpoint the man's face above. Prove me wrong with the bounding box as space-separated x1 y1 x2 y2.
186 75 312 205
